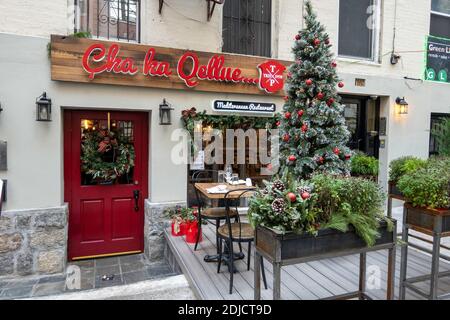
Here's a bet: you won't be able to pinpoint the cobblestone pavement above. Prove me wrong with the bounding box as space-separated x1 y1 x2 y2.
0 254 178 299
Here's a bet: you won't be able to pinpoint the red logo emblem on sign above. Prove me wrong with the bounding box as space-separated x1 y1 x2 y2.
257 60 286 93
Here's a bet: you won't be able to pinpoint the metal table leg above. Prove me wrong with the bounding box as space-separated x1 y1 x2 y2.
399 206 409 300
359 253 366 300
273 262 281 300
387 246 396 299
254 251 261 300
430 217 443 300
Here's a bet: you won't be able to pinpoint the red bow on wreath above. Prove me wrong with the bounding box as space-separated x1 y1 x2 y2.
181 107 197 120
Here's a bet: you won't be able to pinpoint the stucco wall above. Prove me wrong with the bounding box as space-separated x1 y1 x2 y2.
0 33 284 210
0 0 434 79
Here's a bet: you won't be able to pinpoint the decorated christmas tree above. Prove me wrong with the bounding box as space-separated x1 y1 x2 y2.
278 0 351 179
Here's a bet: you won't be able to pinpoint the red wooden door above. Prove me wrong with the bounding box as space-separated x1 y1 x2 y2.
64 110 148 260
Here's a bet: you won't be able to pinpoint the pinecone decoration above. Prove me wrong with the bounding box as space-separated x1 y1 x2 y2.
297 186 312 195
271 198 286 214
272 180 286 192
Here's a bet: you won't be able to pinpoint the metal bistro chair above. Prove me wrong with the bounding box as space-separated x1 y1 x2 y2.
192 170 239 261
217 188 267 294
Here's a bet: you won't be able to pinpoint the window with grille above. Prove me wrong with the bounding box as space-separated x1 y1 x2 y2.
338 0 379 60
75 0 140 42
429 113 450 156
222 0 272 57
431 0 450 39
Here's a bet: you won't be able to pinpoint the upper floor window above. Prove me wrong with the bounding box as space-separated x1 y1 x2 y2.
75 0 140 42
338 0 379 61
431 0 450 39
222 0 272 57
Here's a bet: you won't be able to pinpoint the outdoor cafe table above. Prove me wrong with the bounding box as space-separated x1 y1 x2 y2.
194 183 256 264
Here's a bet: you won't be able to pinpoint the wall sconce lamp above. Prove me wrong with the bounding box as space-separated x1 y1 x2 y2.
395 97 409 115
159 98 173 125
0 102 3 113
36 92 52 121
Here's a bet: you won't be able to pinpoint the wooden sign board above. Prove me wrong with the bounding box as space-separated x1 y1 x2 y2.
50 35 291 96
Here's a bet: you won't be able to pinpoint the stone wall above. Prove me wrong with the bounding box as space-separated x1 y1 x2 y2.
0 205 68 277
144 200 186 262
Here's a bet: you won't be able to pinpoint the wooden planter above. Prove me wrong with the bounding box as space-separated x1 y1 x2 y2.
351 174 378 182
254 219 397 300
255 220 395 263
388 181 404 199
403 202 450 236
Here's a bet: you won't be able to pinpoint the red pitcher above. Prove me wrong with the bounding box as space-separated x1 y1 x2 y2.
185 220 202 244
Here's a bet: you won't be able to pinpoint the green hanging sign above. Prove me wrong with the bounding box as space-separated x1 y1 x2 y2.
425 35 450 84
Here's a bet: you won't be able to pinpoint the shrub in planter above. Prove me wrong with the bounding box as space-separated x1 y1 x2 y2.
397 163 450 209
350 151 379 178
248 173 390 246
388 156 426 183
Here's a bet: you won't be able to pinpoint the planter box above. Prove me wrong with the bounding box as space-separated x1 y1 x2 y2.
255 219 396 263
388 181 404 199
404 202 450 236
351 174 378 182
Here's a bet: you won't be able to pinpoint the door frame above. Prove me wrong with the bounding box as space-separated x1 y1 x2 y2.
341 95 380 158
63 109 149 260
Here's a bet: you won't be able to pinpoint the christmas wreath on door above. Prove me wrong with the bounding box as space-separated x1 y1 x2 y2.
81 128 135 183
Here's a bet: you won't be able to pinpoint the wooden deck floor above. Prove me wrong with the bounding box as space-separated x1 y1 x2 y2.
164 221 450 300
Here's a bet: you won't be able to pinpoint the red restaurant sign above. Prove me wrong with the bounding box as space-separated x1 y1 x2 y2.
51 35 290 96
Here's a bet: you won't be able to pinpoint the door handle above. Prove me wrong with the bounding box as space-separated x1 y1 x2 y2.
133 190 140 212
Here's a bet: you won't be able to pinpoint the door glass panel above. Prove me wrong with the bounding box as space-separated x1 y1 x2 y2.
366 102 377 157
343 103 359 150
80 117 135 185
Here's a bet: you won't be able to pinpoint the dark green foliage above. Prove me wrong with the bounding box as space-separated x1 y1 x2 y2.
248 172 320 234
311 174 386 246
388 156 427 183
248 173 387 246
278 0 351 179
350 151 379 176
432 118 450 156
397 158 450 209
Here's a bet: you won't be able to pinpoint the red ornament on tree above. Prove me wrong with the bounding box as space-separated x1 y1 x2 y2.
338 82 345 88
301 192 311 200
295 34 301 40
283 134 290 142
327 98 335 106
285 112 291 119
317 156 324 164
297 110 304 117
345 154 351 160
288 155 297 162
276 121 281 127
331 61 337 68
305 79 313 86
313 38 321 46
301 124 308 133
287 192 297 202
284 95 289 101
317 92 324 100
333 147 340 155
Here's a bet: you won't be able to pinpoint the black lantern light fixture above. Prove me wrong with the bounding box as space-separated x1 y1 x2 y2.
0 101 3 113
395 97 409 115
36 92 52 121
159 98 173 125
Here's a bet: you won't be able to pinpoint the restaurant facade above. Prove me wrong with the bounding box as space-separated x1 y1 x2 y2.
0 0 449 278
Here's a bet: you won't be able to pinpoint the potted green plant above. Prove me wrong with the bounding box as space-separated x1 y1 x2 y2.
350 151 379 181
388 156 427 198
248 173 395 261
397 159 450 223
